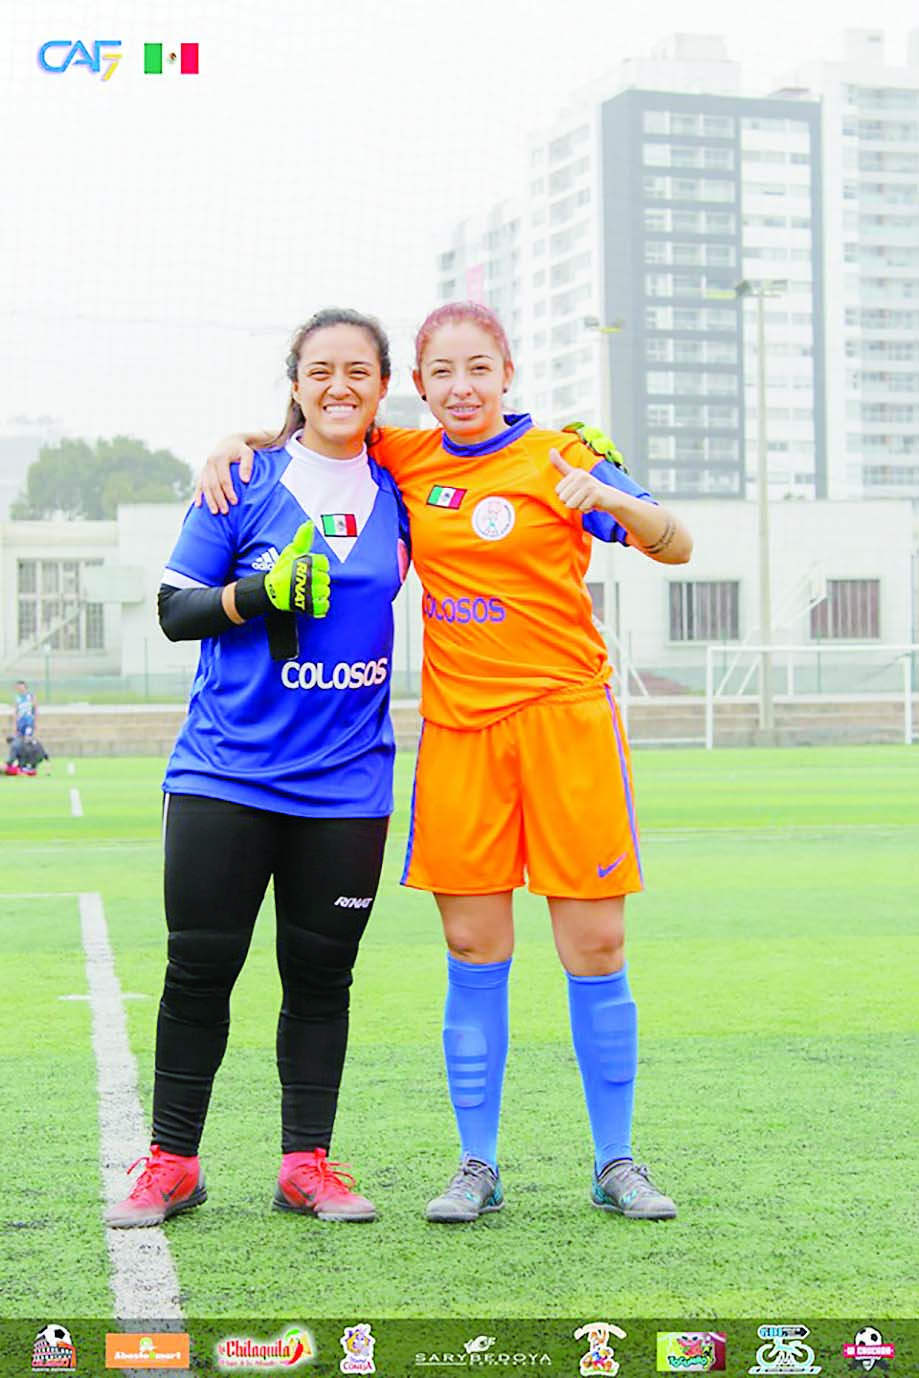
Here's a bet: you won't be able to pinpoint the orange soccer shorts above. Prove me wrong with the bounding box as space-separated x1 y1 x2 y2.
401 685 643 898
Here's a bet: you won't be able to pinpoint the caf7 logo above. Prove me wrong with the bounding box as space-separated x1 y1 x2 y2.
39 41 122 80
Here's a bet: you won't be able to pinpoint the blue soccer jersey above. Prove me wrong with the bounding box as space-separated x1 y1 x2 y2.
162 439 410 817
15 690 35 735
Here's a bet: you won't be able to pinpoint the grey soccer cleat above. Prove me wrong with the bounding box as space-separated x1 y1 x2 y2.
426 1155 504 1223
591 1159 677 1220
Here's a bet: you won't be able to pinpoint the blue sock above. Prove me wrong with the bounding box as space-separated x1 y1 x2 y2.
567 964 637 1173
442 954 510 1171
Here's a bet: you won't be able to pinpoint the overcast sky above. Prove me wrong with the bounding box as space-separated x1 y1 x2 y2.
2 0 918 469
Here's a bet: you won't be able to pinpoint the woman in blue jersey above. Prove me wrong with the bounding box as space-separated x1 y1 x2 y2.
106 309 409 1229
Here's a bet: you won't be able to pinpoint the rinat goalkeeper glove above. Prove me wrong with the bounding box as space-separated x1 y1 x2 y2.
264 522 331 616
235 521 331 621
233 522 330 661
562 421 629 474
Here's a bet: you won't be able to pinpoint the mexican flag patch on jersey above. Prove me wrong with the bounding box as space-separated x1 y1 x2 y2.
321 513 358 537
427 485 466 509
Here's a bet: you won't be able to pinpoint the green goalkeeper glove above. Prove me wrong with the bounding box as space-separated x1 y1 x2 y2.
264 522 330 617
562 421 629 474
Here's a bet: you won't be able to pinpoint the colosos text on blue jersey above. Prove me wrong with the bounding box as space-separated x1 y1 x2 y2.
281 657 389 690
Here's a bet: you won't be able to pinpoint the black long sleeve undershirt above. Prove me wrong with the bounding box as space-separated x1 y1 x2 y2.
158 580 296 660
158 583 234 641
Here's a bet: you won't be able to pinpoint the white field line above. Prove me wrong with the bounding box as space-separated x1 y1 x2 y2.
69 787 83 817
67 762 75 776
78 892 183 1322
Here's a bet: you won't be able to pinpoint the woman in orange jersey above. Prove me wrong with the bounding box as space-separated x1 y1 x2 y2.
196 302 692 1223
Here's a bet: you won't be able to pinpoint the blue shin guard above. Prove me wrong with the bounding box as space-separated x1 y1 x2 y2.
442 954 511 1171
567 964 637 1171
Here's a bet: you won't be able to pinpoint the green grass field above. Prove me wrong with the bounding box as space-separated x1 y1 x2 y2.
1 746 917 1328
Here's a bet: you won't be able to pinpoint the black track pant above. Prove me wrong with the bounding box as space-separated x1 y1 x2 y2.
154 793 387 1157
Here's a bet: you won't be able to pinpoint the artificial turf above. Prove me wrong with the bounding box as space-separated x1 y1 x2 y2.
1 746 917 1325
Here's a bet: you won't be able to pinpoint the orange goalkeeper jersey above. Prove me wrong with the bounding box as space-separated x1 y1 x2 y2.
371 413 656 731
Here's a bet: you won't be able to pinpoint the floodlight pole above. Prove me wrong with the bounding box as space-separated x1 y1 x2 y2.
735 278 786 736
753 285 774 733
583 315 623 435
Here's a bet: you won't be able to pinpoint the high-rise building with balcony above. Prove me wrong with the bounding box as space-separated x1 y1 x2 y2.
435 30 919 503
798 29 919 498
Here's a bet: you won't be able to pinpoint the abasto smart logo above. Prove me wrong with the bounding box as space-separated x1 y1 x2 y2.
37 40 199 80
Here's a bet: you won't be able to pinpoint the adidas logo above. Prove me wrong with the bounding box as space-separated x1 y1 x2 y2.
252 547 280 571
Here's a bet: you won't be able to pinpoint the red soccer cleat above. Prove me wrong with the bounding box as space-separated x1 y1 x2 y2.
4 764 19 775
105 1144 207 1228
273 1148 377 1222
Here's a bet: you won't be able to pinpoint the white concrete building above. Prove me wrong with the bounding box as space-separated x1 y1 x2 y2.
797 29 919 499
2 500 915 702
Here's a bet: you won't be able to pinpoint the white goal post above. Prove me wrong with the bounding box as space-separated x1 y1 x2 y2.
704 643 919 750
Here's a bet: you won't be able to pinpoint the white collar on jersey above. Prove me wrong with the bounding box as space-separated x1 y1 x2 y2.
280 430 378 563
285 430 368 470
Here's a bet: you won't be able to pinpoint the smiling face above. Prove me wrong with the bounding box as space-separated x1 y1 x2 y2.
292 324 388 459
414 319 514 445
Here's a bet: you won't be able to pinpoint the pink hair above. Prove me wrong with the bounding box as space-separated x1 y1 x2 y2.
414 301 513 370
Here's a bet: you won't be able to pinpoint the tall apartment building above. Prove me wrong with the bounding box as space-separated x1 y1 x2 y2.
436 30 919 503
602 85 824 500
799 30 919 499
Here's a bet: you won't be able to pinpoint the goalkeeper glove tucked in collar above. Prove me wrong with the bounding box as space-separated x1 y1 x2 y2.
562 421 629 474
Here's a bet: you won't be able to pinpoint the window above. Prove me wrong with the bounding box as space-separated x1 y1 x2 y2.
646 338 672 361
810 580 880 640
703 146 734 170
16 559 104 651
670 581 739 641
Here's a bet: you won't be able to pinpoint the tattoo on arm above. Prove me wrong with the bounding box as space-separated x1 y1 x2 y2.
641 517 676 556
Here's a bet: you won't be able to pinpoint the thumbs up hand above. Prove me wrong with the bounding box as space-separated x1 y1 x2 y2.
264 522 331 617
550 448 606 513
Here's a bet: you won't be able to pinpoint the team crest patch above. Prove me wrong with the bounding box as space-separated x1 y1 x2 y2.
472 496 515 541
427 485 466 509
321 514 358 537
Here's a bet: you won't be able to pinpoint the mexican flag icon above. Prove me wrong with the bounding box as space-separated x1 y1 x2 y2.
144 43 199 74
321 513 358 537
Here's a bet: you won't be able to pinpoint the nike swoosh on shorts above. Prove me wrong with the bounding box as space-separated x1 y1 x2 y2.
597 852 626 878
